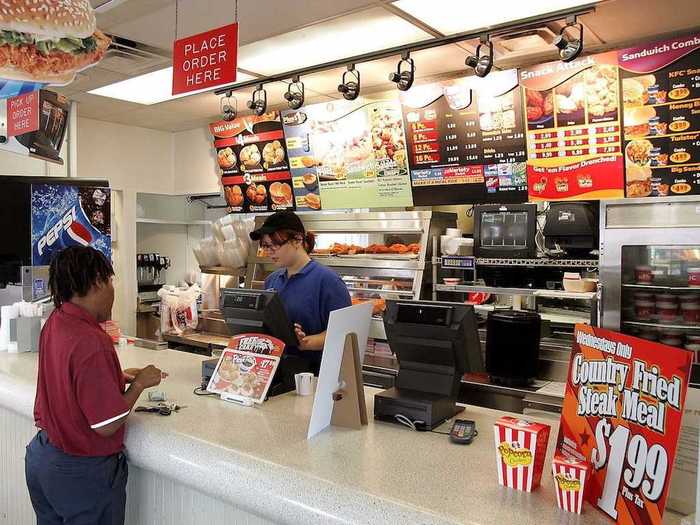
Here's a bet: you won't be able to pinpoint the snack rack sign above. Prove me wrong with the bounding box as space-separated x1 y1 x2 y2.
557 325 692 523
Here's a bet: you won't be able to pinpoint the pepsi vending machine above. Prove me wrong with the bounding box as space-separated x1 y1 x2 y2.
0 176 110 305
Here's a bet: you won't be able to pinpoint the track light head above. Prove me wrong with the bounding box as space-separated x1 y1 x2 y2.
247 84 267 116
221 92 237 121
388 52 415 91
337 64 360 101
555 19 583 62
465 38 493 78
284 77 305 110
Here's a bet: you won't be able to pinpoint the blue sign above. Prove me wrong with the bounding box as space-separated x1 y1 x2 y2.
31 184 111 266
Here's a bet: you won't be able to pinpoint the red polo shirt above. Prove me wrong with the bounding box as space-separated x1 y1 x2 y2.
34 302 129 457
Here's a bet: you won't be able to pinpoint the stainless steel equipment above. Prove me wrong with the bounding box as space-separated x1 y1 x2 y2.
599 196 700 340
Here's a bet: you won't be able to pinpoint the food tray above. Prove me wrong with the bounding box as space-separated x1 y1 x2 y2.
336 253 418 260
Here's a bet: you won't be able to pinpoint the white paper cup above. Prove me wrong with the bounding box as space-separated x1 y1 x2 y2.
294 372 314 396
445 228 462 238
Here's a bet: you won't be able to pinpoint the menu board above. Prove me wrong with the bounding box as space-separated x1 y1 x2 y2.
521 52 625 201
557 325 692 524
281 99 413 210
399 70 528 205
209 112 294 213
619 33 700 197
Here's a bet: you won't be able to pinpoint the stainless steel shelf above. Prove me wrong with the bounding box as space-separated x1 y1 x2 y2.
199 266 245 276
252 256 423 270
622 283 700 292
624 320 700 331
475 257 599 267
433 284 596 300
345 287 413 296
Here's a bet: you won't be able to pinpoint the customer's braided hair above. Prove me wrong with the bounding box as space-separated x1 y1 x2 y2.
48 246 114 309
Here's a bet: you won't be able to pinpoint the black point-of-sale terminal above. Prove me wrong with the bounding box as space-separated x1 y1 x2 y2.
374 300 484 431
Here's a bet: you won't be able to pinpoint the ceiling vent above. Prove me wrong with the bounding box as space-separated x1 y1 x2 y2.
97 35 171 75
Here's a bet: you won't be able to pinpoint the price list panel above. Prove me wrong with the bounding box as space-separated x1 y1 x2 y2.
401 70 528 205
619 33 700 197
521 51 625 201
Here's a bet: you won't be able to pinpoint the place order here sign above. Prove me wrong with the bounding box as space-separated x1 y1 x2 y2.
172 23 238 96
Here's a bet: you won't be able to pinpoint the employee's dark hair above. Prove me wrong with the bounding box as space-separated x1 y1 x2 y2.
48 246 114 308
269 229 316 254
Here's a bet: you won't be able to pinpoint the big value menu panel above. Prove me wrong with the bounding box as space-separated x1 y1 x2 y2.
521 52 625 201
210 112 294 213
619 33 700 197
400 70 528 205
281 99 413 211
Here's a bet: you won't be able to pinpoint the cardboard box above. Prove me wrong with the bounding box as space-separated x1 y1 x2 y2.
552 453 590 514
493 416 551 492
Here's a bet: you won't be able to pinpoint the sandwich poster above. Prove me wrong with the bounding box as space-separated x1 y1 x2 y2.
209 112 295 213
619 33 700 197
0 0 110 91
281 99 413 210
557 325 692 524
399 69 528 206
521 51 625 201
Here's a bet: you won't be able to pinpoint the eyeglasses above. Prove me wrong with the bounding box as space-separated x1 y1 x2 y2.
260 240 288 252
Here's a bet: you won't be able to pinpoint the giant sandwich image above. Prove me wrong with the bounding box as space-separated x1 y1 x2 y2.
0 0 110 85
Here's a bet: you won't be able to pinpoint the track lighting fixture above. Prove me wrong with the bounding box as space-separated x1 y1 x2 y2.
388 51 415 91
337 64 360 101
553 16 583 62
284 76 305 109
221 91 237 121
465 35 493 78
246 84 267 116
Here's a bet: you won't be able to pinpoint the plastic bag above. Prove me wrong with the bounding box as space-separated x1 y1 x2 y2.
158 285 202 335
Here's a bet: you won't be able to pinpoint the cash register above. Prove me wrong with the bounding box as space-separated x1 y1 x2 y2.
202 288 307 396
374 300 484 430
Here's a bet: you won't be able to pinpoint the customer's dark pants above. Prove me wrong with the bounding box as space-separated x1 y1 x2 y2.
25 431 127 525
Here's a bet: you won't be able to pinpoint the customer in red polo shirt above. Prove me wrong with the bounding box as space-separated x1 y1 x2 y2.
25 246 164 525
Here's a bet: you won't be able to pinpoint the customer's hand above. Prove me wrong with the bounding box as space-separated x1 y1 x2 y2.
123 368 141 383
294 323 306 344
299 333 325 351
133 365 164 390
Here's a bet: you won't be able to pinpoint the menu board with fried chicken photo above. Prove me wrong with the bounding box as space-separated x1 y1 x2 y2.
281 98 413 210
399 69 528 206
206 334 285 404
209 112 294 213
619 33 700 197
521 51 625 201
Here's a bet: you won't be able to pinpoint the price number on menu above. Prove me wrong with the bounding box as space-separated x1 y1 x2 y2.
598 126 618 134
539 151 555 159
445 145 459 152
446 122 457 129
445 134 457 141
465 132 477 139
592 420 668 520
464 120 477 127
464 154 479 162
465 143 478 150
447 156 460 163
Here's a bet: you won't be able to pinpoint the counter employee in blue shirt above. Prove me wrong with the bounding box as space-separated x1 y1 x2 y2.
249 210 351 375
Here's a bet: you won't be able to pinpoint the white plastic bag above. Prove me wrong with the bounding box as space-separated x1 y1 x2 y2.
157 285 202 335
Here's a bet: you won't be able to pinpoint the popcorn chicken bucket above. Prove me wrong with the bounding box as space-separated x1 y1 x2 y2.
552 453 589 514
493 416 551 492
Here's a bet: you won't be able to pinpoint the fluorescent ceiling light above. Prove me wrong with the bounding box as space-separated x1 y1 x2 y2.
393 0 599 36
88 67 254 105
237 7 431 76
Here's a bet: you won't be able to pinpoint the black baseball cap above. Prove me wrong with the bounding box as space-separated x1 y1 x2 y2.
249 211 305 241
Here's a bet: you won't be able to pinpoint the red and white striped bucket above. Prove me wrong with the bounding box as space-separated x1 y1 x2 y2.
552 453 589 514
493 416 551 492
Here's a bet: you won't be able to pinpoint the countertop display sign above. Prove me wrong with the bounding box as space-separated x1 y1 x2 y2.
521 52 625 201
557 324 692 524
209 112 294 213
6 91 39 137
619 33 700 198
172 23 238 96
281 99 414 211
399 69 528 205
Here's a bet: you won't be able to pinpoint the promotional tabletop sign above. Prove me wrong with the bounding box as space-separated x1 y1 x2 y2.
557 324 693 524
209 112 294 213
0 0 110 91
172 23 238 96
552 453 590 514
31 183 111 266
281 98 413 211
206 334 285 404
493 416 551 492
399 69 528 206
618 32 700 198
521 52 625 201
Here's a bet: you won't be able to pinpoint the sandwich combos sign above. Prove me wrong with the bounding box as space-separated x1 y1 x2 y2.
557 325 692 523
619 33 700 197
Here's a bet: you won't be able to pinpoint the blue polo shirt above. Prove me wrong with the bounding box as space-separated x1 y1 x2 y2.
265 260 351 359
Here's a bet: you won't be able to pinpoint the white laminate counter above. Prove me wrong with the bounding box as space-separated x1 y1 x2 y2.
0 346 685 525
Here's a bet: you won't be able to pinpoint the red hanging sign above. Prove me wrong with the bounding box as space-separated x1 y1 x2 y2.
7 91 39 137
172 23 238 96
